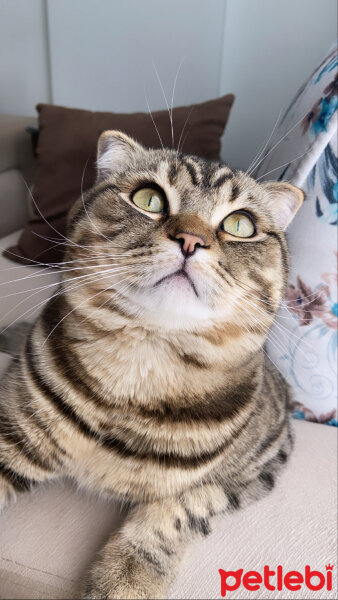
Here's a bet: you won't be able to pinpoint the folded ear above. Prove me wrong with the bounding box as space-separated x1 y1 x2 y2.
261 181 305 230
97 130 143 179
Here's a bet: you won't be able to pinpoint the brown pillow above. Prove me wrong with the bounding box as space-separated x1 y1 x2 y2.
5 95 234 265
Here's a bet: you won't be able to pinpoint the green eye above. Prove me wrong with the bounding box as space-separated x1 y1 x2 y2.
132 187 165 213
222 212 255 238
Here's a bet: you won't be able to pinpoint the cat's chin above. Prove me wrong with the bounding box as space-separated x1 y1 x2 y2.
155 270 199 297
121 280 229 330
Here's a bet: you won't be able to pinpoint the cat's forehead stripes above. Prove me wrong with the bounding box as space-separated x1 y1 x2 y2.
211 170 234 188
152 156 257 224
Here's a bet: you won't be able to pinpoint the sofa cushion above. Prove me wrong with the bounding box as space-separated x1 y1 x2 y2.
5 95 234 265
254 44 337 426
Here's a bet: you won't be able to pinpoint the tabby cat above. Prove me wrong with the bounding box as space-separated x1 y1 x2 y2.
0 131 304 599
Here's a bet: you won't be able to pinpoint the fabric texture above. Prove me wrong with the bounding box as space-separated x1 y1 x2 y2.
255 44 337 425
4 96 234 265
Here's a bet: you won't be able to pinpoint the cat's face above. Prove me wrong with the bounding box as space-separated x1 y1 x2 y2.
66 131 303 333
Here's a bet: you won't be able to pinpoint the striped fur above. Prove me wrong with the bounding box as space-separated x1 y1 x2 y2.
0 132 304 599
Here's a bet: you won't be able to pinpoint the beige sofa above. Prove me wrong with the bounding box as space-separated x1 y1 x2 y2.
0 116 337 599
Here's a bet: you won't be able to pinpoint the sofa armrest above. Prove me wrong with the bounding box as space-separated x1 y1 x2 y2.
0 114 37 174
0 170 30 238
0 115 37 238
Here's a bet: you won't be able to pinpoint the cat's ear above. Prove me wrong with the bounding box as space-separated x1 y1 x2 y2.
261 181 305 230
97 130 143 179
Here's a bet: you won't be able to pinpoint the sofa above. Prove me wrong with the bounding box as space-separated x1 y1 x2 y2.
0 111 337 599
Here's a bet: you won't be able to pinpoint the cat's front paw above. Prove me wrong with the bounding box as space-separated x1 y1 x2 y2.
82 540 167 600
83 576 148 600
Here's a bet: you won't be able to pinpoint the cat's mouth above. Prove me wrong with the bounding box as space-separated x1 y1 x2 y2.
154 269 198 297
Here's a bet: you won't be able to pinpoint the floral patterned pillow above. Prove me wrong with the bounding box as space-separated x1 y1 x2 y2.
255 44 337 426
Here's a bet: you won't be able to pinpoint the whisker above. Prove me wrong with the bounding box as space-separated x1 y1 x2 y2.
234 272 325 310
76 273 145 328
0 260 138 289
80 158 113 244
229 279 302 320
245 109 282 175
249 113 309 177
144 86 169 165
170 56 186 149
230 293 293 359
224 294 286 372
0 263 139 331
152 59 174 149
21 177 84 252
0 264 137 299
0 244 65 270
176 106 194 162
42 269 144 346
255 150 310 181
235 289 316 355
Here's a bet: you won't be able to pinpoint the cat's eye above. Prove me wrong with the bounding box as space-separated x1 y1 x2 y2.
132 187 165 213
221 211 255 238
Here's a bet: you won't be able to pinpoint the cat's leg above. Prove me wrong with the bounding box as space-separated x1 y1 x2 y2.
82 489 218 600
83 447 290 600
0 369 64 512
0 432 63 512
0 435 63 512
0 392 65 512
0 463 44 512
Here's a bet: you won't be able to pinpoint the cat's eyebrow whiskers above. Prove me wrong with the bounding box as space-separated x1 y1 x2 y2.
248 113 309 177
255 149 310 181
176 107 194 166
144 87 169 167
152 59 174 150
245 110 282 175
170 56 186 150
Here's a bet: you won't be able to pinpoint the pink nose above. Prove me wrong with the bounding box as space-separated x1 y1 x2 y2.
174 232 206 256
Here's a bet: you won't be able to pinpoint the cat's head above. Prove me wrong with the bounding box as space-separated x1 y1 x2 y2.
66 131 303 334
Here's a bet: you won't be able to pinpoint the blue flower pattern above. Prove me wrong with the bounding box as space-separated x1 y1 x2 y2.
257 44 338 426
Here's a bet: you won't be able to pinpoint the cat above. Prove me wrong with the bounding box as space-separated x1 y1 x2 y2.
0 130 304 599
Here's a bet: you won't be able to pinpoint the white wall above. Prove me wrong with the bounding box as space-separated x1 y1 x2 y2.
46 0 225 113
0 0 50 116
0 0 336 169
220 0 338 169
